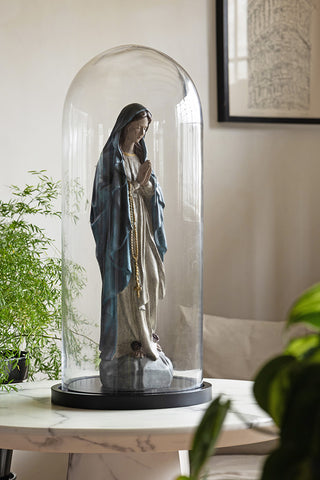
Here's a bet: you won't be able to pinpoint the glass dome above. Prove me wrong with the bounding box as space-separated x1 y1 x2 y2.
52 45 211 408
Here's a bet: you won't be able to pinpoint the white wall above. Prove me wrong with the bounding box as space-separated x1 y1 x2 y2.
1 0 320 319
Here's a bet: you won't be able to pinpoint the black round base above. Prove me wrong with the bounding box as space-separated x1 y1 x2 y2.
51 381 212 410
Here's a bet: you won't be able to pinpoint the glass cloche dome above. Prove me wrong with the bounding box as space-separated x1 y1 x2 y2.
51 45 211 408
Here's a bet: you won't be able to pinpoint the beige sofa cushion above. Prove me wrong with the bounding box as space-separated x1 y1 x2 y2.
203 315 306 381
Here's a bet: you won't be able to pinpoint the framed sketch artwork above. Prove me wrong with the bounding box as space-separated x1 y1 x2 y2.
216 0 320 123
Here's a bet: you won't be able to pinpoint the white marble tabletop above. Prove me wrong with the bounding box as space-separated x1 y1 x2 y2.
0 379 276 454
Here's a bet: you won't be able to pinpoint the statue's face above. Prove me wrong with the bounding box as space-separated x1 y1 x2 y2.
124 117 149 144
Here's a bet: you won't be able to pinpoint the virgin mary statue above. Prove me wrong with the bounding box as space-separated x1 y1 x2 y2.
90 103 172 389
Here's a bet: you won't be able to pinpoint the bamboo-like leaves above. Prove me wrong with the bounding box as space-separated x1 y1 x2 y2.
0 171 87 388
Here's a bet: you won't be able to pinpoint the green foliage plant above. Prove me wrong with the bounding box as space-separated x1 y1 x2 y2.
176 283 320 480
0 171 63 388
253 283 320 480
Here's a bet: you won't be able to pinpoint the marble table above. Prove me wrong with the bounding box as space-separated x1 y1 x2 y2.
0 379 276 480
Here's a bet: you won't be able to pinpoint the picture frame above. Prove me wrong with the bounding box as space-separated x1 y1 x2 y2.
216 0 320 124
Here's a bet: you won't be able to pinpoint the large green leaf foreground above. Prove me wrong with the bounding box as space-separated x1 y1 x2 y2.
176 395 231 480
253 283 320 479
175 283 320 480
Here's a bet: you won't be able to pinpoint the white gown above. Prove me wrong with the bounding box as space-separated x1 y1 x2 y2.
115 153 165 360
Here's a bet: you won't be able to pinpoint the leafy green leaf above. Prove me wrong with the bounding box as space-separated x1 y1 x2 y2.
189 395 231 480
287 283 320 331
253 355 297 426
260 364 320 480
281 364 320 448
261 447 313 480
284 335 320 360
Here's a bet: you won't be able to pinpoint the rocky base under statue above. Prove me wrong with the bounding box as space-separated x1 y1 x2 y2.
100 352 174 391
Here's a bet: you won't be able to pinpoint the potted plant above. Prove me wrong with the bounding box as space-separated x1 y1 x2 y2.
253 283 320 479
176 283 320 480
0 171 90 480
0 171 62 389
